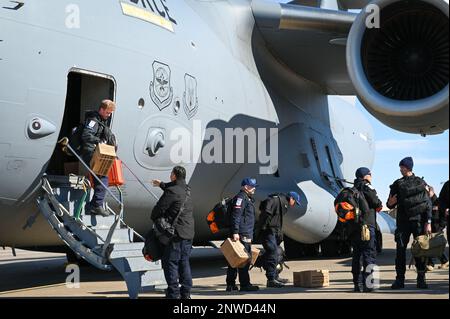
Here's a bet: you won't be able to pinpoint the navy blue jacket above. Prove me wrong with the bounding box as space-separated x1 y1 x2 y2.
230 191 256 240
80 111 116 163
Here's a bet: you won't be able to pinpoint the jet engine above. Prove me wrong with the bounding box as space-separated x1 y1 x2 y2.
347 0 449 135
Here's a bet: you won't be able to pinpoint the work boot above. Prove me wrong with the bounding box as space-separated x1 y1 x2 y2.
226 284 239 292
267 279 285 288
391 278 405 289
439 261 449 270
90 206 110 217
240 284 259 292
417 274 428 289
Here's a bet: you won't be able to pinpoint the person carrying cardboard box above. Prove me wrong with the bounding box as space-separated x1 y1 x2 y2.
80 100 117 217
225 178 260 293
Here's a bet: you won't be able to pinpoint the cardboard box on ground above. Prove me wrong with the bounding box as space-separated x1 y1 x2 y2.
294 270 330 288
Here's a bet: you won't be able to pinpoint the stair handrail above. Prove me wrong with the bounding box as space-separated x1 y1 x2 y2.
41 177 109 245
59 138 123 207
59 138 146 243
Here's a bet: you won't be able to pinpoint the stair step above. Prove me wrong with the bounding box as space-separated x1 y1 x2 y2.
111 256 162 273
111 242 145 251
94 228 133 244
141 269 166 287
109 248 146 259
80 214 120 229
73 228 133 248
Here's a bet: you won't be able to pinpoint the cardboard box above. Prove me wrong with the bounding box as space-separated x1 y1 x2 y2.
294 270 330 288
250 246 260 266
90 144 116 177
220 238 250 268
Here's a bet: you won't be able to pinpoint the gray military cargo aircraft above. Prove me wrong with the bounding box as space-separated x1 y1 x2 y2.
0 0 448 295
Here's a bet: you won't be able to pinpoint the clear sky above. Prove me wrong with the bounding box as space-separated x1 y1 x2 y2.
272 0 449 203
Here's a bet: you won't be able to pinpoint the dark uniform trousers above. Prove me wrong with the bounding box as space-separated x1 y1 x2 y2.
395 220 426 278
226 241 251 287
351 225 377 285
91 175 109 208
162 238 193 299
262 230 278 281
83 152 109 209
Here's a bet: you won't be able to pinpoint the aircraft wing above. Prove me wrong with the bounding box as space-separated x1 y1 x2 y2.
252 0 358 94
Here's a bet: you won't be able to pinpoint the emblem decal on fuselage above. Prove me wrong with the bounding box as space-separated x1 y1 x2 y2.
150 61 174 111
183 74 199 119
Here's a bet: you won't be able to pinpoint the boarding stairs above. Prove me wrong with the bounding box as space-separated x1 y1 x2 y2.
36 141 166 299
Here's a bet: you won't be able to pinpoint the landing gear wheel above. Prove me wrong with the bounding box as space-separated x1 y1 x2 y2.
302 243 320 257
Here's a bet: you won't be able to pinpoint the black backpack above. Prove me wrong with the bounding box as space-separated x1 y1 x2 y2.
251 246 289 275
397 177 430 218
206 197 233 234
67 123 85 155
334 187 362 224
142 229 164 262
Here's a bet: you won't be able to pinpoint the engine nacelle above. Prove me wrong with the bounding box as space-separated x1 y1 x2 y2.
347 0 449 135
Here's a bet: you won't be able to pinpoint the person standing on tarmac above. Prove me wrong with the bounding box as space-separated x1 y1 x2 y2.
439 180 449 243
226 178 260 293
426 185 449 271
80 100 117 217
151 166 195 299
351 168 383 292
387 157 432 290
256 191 301 288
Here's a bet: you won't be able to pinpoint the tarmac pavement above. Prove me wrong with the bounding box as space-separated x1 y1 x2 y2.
0 234 448 299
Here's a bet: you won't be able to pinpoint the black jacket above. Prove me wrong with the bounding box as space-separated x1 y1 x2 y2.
439 180 449 224
354 178 383 227
230 191 256 240
257 194 289 231
80 111 116 163
430 194 446 230
387 174 432 223
151 179 195 240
